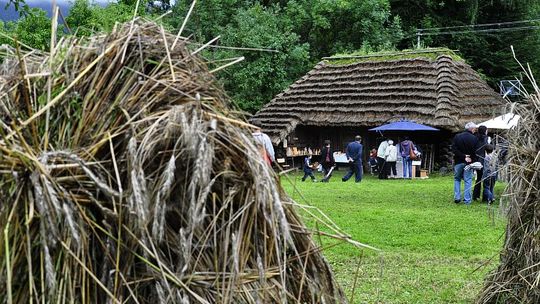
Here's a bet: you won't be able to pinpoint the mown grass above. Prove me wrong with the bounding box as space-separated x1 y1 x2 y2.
281 172 506 303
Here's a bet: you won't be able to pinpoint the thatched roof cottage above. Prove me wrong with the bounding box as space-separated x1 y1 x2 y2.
252 49 505 170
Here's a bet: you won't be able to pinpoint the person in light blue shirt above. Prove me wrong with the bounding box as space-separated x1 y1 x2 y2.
342 135 363 183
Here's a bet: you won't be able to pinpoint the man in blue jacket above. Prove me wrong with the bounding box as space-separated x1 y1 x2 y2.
342 135 363 183
452 122 479 205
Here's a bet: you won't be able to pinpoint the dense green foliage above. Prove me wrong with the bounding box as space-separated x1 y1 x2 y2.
2 0 539 111
198 4 310 112
65 0 138 36
392 0 540 86
0 8 51 50
169 0 402 112
282 173 505 303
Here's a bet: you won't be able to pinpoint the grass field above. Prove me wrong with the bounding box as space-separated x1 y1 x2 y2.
281 171 506 304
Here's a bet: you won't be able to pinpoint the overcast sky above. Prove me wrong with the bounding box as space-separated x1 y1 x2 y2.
1 0 160 21
25 0 113 3
25 0 176 4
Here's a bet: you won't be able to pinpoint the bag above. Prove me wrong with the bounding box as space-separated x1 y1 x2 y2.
409 143 417 160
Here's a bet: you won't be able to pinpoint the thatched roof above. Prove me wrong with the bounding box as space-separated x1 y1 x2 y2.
253 51 505 144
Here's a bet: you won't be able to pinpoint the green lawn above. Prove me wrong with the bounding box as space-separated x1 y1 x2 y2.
281 172 506 304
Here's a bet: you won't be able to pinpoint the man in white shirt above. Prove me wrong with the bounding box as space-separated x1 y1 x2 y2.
376 138 389 179
251 119 275 165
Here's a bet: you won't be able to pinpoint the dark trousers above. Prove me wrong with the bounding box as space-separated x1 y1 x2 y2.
387 161 397 176
302 169 315 181
377 157 387 179
342 161 363 183
322 165 333 182
473 168 485 200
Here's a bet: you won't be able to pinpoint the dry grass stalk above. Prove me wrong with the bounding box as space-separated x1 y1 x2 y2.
477 61 540 303
0 20 351 303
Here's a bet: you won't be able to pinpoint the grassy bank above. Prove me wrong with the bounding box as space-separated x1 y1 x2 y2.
282 173 506 303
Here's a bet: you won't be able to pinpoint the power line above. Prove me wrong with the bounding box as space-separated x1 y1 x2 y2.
418 18 540 32
404 24 540 40
414 21 540 47
419 25 540 36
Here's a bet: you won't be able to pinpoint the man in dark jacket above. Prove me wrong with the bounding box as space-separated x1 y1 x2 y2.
320 140 335 182
342 135 363 183
452 122 479 205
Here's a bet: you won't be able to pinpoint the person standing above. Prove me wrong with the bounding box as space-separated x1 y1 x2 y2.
452 122 479 205
473 125 489 201
399 136 415 179
376 138 389 179
320 140 335 182
482 144 497 204
251 119 275 166
342 135 363 183
384 139 398 178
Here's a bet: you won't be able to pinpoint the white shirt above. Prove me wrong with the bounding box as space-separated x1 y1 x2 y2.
377 140 389 158
252 131 275 162
384 144 398 162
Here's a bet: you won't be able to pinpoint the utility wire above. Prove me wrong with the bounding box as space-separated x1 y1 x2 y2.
418 18 540 32
408 23 540 45
419 25 540 36
404 24 540 39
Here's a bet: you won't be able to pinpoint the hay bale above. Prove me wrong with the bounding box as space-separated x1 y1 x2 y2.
0 20 346 303
477 78 540 303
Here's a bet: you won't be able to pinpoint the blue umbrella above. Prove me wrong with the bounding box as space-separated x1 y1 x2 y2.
369 120 439 131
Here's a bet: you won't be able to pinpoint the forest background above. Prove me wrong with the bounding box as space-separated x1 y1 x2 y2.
2 0 539 113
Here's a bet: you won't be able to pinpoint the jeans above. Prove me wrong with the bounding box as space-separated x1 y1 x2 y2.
454 163 474 204
483 175 497 202
402 156 413 178
342 161 363 182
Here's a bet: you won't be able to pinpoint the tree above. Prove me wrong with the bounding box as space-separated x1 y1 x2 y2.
1 8 52 50
1 0 405 112
66 0 144 36
169 0 245 42
169 0 402 112
4 0 30 17
391 0 540 86
208 4 310 113
284 0 403 59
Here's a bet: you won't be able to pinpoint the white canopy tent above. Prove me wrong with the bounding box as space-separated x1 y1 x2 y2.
479 113 521 130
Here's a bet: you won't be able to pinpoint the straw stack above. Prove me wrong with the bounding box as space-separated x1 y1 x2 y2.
0 20 347 303
477 73 540 303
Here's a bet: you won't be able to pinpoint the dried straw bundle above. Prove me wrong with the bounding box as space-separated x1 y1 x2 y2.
477 74 540 303
0 21 347 303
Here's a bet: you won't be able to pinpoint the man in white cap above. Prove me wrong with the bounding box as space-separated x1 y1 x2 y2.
451 122 479 205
